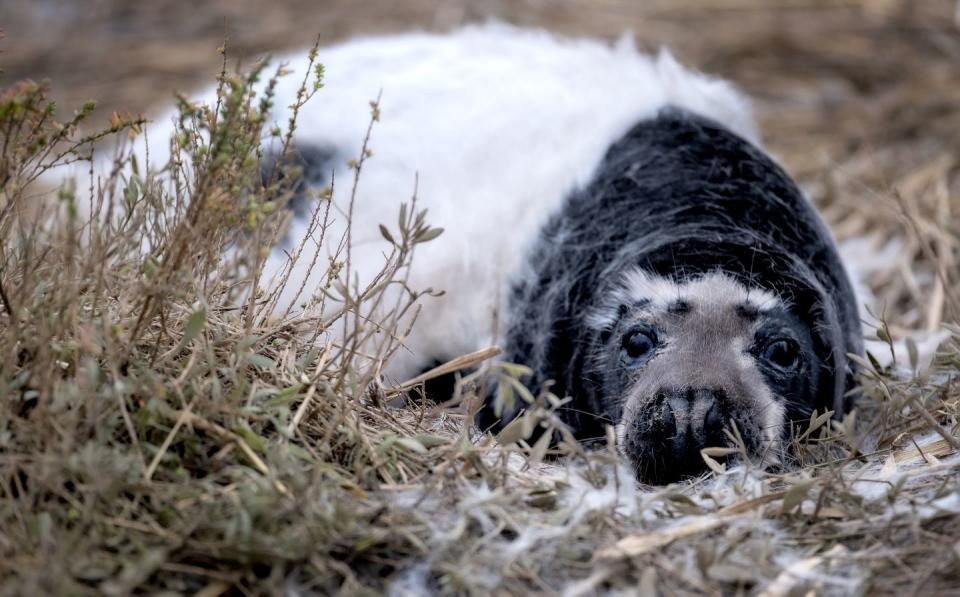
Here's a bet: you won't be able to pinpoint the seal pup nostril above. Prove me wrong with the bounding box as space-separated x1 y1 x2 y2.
664 393 691 459
702 395 725 441
654 387 731 472
687 391 715 442
691 389 729 452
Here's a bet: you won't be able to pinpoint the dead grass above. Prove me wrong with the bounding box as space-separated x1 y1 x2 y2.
1 1 959 594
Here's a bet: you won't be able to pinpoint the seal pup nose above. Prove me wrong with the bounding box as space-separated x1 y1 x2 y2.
663 387 728 469
688 387 727 447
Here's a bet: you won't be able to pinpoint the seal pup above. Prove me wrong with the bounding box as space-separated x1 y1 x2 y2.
477 108 863 483
71 24 863 483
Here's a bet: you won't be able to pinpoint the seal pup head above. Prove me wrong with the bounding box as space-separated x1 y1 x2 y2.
585 270 823 484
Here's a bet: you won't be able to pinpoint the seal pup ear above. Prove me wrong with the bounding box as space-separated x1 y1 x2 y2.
774 250 861 419
840 362 860 414
475 378 575 449
475 378 523 436
804 285 857 418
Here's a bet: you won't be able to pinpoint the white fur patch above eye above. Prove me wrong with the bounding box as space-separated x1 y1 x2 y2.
587 269 783 330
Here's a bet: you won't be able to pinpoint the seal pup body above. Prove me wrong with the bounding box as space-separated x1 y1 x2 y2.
68 24 862 483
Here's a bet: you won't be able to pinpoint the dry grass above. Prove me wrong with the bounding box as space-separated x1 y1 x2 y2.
1 1 959 594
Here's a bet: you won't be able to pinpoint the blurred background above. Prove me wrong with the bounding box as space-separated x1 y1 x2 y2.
4 0 959 333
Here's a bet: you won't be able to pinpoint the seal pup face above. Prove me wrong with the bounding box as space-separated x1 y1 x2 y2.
587 270 822 484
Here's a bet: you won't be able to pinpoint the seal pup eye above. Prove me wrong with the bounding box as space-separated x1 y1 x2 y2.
621 329 658 366
763 339 800 370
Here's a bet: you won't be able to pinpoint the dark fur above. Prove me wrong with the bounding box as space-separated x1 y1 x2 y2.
261 144 338 220
477 107 863 447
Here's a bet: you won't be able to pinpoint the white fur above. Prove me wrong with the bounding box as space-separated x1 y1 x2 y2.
67 24 758 382
587 269 783 331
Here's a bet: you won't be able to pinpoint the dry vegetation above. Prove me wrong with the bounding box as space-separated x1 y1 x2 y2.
2 1 960 595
